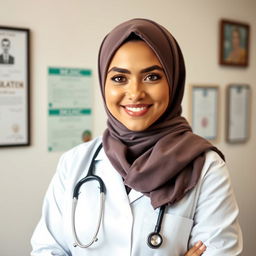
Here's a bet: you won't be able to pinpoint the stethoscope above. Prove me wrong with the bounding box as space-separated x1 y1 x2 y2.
71 143 166 249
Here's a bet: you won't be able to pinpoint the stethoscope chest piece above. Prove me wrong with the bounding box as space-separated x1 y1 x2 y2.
147 204 166 249
147 231 163 249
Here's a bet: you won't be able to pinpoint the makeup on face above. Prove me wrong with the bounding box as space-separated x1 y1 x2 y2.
105 40 169 131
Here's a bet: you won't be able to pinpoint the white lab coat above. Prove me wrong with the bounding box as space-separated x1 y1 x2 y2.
31 137 242 256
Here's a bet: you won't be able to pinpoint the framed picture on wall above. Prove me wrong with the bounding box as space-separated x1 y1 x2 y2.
190 85 219 141
219 19 250 67
0 26 30 147
226 84 251 143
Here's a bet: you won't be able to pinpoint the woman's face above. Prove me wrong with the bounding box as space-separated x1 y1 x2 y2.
232 29 241 49
105 41 170 131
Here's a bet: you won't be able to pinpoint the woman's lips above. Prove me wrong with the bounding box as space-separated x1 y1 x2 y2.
122 104 152 117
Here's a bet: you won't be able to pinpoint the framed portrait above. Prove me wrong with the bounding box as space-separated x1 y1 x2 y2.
190 85 219 141
219 19 250 67
0 26 30 147
226 84 251 143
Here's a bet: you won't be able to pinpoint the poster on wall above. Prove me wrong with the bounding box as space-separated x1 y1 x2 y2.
226 84 250 143
0 26 30 147
191 85 219 141
48 67 93 152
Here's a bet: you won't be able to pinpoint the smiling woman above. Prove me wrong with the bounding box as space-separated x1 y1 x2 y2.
31 18 242 256
105 40 169 131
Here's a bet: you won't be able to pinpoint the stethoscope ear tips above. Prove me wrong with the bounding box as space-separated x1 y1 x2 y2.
147 232 163 249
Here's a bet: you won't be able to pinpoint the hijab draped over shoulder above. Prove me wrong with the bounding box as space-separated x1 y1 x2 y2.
98 18 224 209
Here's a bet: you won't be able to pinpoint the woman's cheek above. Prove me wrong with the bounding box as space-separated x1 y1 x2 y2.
106 86 124 104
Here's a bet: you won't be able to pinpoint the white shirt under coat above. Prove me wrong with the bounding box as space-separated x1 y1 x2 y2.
31 137 242 256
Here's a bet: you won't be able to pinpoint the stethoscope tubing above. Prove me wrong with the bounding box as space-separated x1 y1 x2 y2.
154 205 166 233
72 192 105 248
72 143 106 248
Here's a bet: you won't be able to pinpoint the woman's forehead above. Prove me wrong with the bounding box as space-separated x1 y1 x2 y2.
108 41 163 70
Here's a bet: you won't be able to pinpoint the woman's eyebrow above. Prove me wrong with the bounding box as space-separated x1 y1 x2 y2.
108 65 163 74
108 67 131 74
140 65 164 73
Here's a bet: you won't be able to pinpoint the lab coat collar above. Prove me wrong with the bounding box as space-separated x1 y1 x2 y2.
95 147 144 204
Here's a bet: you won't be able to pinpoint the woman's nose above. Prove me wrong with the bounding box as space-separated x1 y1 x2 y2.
126 81 145 102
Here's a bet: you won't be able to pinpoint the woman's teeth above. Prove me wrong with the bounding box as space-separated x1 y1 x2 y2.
125 106 147 112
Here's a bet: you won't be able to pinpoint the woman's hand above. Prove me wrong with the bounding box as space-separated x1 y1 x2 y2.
185 241 206 256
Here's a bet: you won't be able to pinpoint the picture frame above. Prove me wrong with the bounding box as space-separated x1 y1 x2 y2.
0 26 30 147
226 84 251 144
190 85 219 141
219 19 250 67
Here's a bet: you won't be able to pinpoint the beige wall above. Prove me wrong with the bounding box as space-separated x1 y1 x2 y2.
0 0 255 255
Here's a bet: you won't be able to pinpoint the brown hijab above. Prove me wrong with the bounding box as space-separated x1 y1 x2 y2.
98 18 224 209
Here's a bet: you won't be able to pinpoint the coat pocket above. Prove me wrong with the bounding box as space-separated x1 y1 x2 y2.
162 213 194 255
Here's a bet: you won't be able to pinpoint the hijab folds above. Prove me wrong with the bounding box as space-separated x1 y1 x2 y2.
98 18 224 209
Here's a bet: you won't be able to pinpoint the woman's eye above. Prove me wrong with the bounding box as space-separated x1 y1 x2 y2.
111 75 127 83
144 73 162 82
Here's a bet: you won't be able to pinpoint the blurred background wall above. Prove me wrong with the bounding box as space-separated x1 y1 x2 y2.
0 0 255 255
